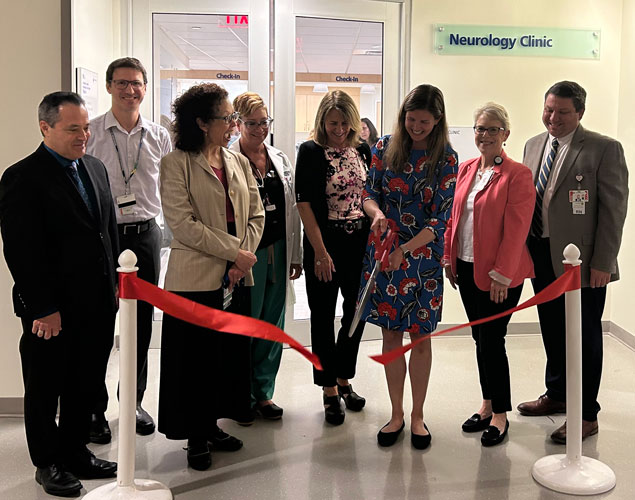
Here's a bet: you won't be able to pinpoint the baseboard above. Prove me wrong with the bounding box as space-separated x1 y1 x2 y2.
607 320 635 350
0 397 23 417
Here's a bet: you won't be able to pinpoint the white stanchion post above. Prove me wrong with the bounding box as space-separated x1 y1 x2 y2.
532 244 616 495
84 250 172 500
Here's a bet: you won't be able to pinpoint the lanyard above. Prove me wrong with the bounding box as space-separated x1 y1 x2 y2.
109 128 145 193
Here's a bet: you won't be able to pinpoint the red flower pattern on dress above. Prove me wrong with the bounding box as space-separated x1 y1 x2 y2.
423 186 434 204
424 279 438 293
364 271 371 281
429 296 442 310
400 213 416 227
415 156 429 173
371 155 383 171
378 302 397 320
416 308 430 321
413 246 432 259
441 173 457 190
386 284 397 296
400 259 411 271
447 154 457 167
406 323 420 334
398 277 418 295
403 162 413 174
388 177 409 194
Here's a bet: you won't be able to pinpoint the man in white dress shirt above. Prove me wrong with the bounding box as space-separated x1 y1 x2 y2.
87 57 172 442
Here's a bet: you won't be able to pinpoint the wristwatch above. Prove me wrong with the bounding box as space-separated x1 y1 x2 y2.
400 245 411 260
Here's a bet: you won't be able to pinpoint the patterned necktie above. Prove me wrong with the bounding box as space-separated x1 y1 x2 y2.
67 161 95 217
531 138 559 237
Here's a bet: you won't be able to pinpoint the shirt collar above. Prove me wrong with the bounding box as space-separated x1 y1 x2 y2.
548 127 576 148
43 143 76 168
104 109 146 135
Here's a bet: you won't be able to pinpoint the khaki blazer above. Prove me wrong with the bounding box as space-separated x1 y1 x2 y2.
523 125 629 287
160 148 264 291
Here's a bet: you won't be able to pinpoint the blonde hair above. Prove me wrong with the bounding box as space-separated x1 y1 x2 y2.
233 91 268 119
313 90 361 148
473 102 510 130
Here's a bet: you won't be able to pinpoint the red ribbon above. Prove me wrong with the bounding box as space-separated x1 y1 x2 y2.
119 273 322 371
370 266 581 366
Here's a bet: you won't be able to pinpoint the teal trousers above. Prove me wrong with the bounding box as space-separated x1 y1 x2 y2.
250 239 287 403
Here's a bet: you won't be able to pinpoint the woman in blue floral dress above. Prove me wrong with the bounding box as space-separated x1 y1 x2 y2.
359 84 457 449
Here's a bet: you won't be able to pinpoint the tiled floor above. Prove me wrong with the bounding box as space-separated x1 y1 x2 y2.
1 333 634 499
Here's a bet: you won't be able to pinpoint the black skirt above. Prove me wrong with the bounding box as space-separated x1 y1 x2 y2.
158 286 252 440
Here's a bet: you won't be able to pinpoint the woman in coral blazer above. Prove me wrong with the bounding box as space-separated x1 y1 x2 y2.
443 103 534 447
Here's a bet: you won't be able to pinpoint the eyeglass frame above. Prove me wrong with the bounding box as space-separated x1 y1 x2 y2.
238 117 274 130
212 111 240 124
473 125 506 136
110 79 146 90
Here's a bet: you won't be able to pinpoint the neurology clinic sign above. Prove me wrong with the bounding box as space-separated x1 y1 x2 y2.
434 24 600 59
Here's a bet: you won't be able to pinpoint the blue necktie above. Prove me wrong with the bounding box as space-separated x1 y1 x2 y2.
531 138 559 237
67 161 95 217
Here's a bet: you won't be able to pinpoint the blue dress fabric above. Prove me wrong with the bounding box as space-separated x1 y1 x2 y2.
358 135 458 334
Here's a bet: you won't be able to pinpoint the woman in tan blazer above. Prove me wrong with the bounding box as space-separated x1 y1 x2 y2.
158 83 264 471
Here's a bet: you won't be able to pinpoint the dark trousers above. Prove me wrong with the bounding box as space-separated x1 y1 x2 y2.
527 236 604 421
94 220 161 413
304 225 367 387
20 307 115 467
456 259 523 414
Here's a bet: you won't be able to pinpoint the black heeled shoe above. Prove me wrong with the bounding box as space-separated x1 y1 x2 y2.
377 420 405 447
481 420 509 447
337 383 366 412
186 439 211 471
323 393 345 426
462 413 492 433
411 423 431 450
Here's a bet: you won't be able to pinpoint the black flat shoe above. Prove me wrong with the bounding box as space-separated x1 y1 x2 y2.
337 383 366 412
462 413 492 433
257 402 283 420
411 423 432 450
186 439 211 471
323 394 345 426
208 426 243 452
377 420 405 447
89 413 111 444
136 404 155 435
481 420 509 447
35 465 82 497
235 408 256 427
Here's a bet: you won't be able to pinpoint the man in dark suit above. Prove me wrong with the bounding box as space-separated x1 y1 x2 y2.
518 81 629 443
0 92 119 497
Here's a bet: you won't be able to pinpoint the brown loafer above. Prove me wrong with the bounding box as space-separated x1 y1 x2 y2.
550 419 599 444
517 394 566 416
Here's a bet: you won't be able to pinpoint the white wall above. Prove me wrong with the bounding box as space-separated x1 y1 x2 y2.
611 0 635 334
410 0 630 326
0 0 63 400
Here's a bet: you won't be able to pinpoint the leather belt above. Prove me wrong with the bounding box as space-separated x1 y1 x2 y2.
326 218 367 234
118 218 155 235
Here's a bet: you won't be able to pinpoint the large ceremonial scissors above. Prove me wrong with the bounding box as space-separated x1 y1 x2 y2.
348 227 398 337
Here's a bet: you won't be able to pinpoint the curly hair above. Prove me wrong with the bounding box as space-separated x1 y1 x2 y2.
172 83 228 152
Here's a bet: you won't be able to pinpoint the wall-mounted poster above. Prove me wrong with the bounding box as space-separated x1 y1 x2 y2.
76 67 99 118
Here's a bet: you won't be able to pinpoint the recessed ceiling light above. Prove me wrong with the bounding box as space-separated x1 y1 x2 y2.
191 26 202 30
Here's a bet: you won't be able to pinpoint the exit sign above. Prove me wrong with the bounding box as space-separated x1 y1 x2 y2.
220 15 248 28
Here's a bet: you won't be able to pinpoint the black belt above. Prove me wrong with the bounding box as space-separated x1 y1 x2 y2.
326 218 367 233
118 218 155 235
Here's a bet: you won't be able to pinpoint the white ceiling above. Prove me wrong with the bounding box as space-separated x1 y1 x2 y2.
154 13 383 75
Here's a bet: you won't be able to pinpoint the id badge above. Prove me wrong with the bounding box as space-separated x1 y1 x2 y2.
222 286 232 310
572 201 585 215
569 190 589 202
117 193 137 216
265 203 276 212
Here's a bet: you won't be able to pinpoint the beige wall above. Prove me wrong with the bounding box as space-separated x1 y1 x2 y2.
0 0 63 399
611 0 635 334
410 0 631 325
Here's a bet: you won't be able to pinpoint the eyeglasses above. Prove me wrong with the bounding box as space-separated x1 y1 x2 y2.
239 117 274 130
212 111 240 124
473 126 505 136
111 79 145 90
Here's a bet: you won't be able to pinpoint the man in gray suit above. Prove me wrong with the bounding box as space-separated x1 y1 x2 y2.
518 81 628 443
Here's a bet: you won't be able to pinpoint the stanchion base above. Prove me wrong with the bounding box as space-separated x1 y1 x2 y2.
83 479 172 499
532 454 616 495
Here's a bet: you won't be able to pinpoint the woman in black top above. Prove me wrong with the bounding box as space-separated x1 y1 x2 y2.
295 90 371 425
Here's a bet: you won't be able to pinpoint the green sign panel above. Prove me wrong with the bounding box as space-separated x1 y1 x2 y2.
434 24 600 59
